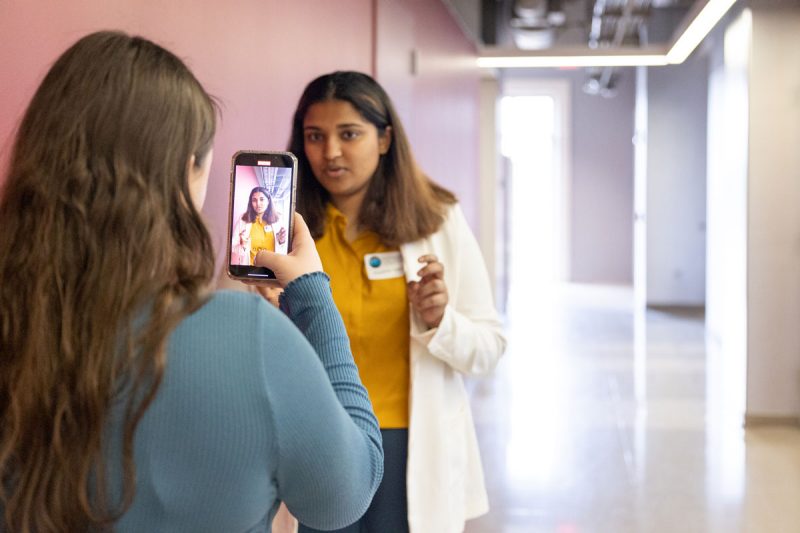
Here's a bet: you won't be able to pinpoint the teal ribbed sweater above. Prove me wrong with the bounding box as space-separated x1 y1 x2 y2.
112 272 383 532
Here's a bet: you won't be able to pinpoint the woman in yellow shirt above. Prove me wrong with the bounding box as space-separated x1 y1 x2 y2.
231 186 287 265
272 71 506 533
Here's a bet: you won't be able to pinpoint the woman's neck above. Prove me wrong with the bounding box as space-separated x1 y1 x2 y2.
332 192 366 242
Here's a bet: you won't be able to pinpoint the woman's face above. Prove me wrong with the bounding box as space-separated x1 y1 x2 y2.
302 99 391 207
251 192 268 215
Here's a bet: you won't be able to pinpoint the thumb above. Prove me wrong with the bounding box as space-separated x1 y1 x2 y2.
255 249 285 273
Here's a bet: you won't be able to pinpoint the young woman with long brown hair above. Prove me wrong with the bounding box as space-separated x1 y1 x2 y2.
0 32 382 532
279 71 507 533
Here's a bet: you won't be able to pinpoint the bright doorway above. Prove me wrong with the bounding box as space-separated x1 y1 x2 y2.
498 80 571 312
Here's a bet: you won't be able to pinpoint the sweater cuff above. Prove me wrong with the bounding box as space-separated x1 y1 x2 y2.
279 271 332 314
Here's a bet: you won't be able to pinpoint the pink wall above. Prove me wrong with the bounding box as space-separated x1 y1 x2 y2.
0 0 373 262
1 0 481 256
375 0 481 227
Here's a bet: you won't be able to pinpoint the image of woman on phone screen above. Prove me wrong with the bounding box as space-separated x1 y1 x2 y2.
231 186 288 265
275 70 507 533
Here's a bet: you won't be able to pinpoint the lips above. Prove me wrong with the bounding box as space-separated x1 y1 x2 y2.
323 166 346 178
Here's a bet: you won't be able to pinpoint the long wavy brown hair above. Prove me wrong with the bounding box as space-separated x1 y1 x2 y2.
0 31 217 531
288 71 456 246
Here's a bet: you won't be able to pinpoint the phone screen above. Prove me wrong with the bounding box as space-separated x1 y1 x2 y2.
227 150 297 280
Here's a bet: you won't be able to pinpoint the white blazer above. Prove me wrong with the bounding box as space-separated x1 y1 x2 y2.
400 203 506 533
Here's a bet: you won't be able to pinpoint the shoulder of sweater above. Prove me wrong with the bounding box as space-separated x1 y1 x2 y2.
209 288 265 307
172 290 298 365
188 290 278 327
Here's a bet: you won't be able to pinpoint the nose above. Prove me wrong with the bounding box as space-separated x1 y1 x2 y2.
323 137 341 160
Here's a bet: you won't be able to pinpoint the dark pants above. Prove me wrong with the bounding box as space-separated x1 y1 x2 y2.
298 428 409 533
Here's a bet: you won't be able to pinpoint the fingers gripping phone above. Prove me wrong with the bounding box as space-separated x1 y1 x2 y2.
226 150 298 281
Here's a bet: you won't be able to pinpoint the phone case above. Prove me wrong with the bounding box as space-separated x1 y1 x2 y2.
226 150 298 281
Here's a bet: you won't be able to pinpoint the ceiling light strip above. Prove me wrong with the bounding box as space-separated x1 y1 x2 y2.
476 54 669 68
666 0 738 64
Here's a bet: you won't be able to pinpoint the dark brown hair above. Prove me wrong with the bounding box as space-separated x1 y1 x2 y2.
288 71 456 246
242 186 279 224
0 31 217 531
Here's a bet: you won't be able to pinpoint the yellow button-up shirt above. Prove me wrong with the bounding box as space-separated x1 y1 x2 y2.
315 204 410 428
249 218 275 265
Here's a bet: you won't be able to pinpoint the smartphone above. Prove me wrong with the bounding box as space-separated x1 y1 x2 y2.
226 150 298 281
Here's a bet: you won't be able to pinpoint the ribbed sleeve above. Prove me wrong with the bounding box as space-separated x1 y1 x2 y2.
263 272 383 529
281 273 383 444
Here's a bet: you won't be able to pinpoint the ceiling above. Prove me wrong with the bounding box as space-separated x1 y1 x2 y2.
443 0 696 51
441 0 698 95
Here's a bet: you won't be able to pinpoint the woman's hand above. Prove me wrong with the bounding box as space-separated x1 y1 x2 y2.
276 226 287 245
253 213 323 288
248 284 283 307
407 254 448 329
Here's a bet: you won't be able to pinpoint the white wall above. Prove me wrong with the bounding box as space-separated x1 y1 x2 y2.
705 8 749 423
633 66 648 308
745 6 800 418
479 76 500 298
642 53 708 306
502 68 635 284
570 69 635 284
706 4 800 421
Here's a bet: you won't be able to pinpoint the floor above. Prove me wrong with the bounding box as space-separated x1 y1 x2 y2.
464 283 800 533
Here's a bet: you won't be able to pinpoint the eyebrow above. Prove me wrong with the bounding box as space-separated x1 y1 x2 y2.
303 123 366 130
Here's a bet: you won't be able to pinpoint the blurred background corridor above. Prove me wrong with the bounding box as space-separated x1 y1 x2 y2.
466 281 800 532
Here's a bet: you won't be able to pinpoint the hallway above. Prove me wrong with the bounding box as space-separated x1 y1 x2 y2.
465 283 800 533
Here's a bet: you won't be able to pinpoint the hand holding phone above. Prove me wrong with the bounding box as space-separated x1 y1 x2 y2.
227 150 297 281
253 213 323 287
